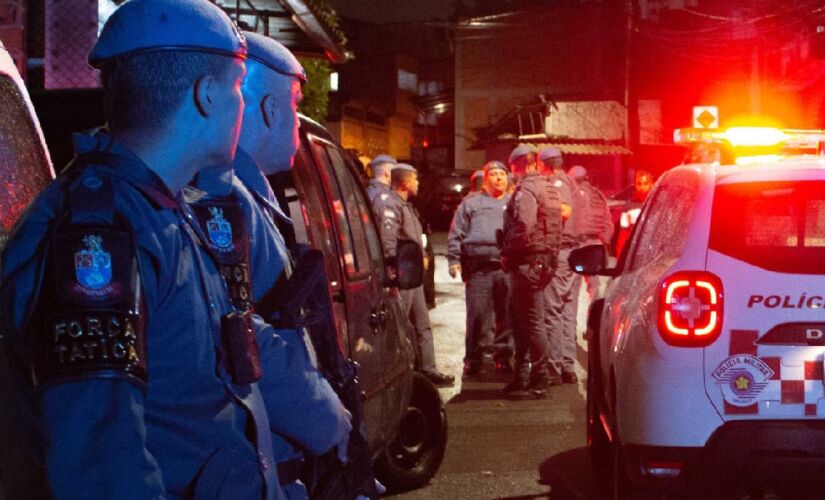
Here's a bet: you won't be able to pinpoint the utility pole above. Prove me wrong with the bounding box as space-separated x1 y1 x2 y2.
624 0 639 157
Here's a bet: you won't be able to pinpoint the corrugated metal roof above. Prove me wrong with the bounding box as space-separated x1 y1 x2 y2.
519 142 632 156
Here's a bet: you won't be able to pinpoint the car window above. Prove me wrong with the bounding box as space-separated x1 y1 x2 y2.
310 140 360 276
710 180 825 274
325 146 374 279
627 172 698 271
290 144 339 272
0 76 52 250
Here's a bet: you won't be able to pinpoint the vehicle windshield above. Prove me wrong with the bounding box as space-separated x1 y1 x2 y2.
710 180 825 274
0 75 52 249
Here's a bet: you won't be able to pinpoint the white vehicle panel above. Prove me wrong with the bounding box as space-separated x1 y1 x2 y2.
705 250 825 420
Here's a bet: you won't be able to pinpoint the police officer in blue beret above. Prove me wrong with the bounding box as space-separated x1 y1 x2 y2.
376 163 454 387
538 146 579 385
365 154 397 205
447 161 513 376
499 144 565 399
0 0 283 498
191 31 354 500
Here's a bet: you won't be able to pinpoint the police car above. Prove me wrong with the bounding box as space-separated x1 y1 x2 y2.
571 127 825 497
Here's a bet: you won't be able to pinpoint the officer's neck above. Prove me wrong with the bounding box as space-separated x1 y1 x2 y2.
117 132 204 194
395 189 409 201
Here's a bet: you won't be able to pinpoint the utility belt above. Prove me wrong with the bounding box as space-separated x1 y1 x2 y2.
512 253 556 268
460 256 502 282
278 457 305 485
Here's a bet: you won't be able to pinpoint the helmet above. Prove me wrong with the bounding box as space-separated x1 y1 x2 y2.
244 31 306 82
89 0 246 68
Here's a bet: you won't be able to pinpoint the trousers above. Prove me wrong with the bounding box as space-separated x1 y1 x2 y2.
464 262 511 365
544 247 578 377
400 285 437 373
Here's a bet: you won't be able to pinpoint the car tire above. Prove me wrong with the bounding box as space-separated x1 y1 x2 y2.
374 372 447 493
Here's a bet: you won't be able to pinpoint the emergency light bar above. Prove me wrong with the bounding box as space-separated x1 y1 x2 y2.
674 126 825 162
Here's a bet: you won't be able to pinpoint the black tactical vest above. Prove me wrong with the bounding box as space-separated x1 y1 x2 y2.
573 181 609 240
501 174 562 262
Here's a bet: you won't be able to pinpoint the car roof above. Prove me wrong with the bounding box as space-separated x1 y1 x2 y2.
670 156 825 187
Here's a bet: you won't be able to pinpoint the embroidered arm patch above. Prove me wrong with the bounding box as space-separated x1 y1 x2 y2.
35 227 147 388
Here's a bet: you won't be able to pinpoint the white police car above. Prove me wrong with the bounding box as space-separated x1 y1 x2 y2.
571 127 825 497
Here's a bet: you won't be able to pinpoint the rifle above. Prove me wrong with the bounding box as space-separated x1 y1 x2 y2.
261 247 379 499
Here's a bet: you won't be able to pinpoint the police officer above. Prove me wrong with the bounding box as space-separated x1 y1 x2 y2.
365 154 397 205
538 146 578 384
0 1 282 498
377 163 455 387
467 169 484 196
568 165 613 300
499 144 563 399
191 32 352 499
447 160 512 376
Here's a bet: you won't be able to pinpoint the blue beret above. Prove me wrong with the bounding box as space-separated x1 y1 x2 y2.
392 163 417 173
244 32 306 82
483 160 508 173
369 154 397 167
538 146 562 161
89 0 246 67
508 144 538 164
568 165 587 179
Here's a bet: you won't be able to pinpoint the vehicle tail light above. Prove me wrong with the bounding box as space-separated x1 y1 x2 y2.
658 271 723 347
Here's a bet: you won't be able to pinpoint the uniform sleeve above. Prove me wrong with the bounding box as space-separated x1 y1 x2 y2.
41 381 166 499
254 316 350 455
446 200 470 266
377 199 403 259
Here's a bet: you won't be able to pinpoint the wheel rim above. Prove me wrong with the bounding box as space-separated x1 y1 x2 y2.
389 405 430 469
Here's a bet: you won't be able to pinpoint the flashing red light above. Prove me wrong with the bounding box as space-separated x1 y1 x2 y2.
422 138 430 149
658 271 723 347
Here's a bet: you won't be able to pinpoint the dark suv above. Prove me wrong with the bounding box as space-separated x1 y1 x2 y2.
1 53 446 496
270 116 448 491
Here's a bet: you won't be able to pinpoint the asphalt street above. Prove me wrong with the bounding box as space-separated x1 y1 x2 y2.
391 234 607 500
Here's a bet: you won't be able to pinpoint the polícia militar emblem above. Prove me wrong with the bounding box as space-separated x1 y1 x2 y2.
206 206 233 250
74 235 112 290
712 354 774 407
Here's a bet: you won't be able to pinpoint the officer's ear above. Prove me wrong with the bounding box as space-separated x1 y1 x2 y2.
260 94 276 129
193 74 218 118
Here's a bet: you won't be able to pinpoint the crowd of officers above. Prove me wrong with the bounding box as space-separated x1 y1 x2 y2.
447 144 614 400
0 0 373 499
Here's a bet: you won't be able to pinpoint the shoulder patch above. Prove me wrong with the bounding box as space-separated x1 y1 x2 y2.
380 193 389 201
383 210 396 218
37 227 147 388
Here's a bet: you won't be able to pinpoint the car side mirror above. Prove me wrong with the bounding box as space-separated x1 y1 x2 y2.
568 244 616 276
395 239 424 290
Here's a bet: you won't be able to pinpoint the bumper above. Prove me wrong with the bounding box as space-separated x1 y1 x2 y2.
623 420 825 495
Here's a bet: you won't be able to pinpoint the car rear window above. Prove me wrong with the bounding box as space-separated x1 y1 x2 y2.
0 76 52 248
710 180 825 274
